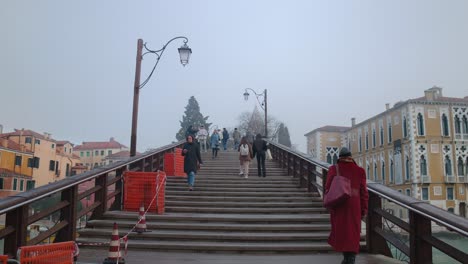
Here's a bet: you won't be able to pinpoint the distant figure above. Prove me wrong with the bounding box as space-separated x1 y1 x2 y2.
232 128 241 150
210 130 220 159
325 147 368 264
185 125 199 140
181 135 202 191
238 137 253 179
252 133 268 177
197 125 208 152
222 128 230 151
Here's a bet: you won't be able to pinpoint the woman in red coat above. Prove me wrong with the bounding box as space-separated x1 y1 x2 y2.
325 147 369 264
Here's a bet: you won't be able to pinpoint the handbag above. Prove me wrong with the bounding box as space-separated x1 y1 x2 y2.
265 149 273 160
323 164 351 208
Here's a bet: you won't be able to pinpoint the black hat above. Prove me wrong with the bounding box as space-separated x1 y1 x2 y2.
339 147 351 157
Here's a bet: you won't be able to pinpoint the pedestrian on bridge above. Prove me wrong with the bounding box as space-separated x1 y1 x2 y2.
222 128 229 151
210 130 220 159
325 147 368 264
196 125 208 152
238 136 253 178
182 135 203 191
252 133 268 177
232 128 241 150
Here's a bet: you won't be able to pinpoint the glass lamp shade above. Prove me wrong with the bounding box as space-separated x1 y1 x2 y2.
178 43 192 66
243 91 250 101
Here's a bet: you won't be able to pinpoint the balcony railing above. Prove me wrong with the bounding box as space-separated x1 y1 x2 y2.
268 141 468 264
445 176 456 183
421 175 430 183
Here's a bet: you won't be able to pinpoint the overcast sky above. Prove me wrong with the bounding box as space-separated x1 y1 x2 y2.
1 1 467 152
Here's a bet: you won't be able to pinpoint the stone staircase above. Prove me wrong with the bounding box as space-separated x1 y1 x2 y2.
77 150 337 253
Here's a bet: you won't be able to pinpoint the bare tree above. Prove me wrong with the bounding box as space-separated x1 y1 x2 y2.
237 106 282 141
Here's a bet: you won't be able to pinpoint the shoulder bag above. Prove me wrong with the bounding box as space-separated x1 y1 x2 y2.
323 164 351 208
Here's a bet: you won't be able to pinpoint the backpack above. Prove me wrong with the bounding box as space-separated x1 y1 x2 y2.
240 144 249 156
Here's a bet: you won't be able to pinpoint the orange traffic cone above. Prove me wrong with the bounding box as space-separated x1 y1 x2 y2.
103 223 125 264
134 204 150 233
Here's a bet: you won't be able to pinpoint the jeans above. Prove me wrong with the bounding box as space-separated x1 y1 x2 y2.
256 152 266 176
222 139 228 150
187 171 196 186
199 138 207 152
234 140 240 150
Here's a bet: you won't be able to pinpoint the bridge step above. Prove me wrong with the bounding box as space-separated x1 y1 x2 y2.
78 150 339 253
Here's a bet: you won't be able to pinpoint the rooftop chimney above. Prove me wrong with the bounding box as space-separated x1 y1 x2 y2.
351 118 356 127
385 103 390 110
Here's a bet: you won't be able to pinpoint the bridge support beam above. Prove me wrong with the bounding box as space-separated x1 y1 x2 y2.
410 211 432 264
4 205 28 257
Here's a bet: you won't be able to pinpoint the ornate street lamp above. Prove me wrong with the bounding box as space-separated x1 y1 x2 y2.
130 37 192 157
243 88 268 138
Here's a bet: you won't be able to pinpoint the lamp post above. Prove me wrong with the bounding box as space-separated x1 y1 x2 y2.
243 88 268 138
130 37 192 157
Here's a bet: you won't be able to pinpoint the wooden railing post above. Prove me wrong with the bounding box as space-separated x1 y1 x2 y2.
110 167 125 211
55 185 78 242
292 156 297 178
367 192 391 256
90 173 108 220
410 212 433 264
4 204 28 257
299 159 305 188
308 164 317 193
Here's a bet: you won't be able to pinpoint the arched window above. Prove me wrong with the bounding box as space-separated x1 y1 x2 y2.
403 117 408 138
445 155 452 176
405 157 410 180
381 161 386 183
388 123 393 143
327 154 332 164
455 115 461 134
420 155 427 176
372 129 376 148
442 114 449 136
367 165 370 179
417 113 425 136
458 157 465 176
463 116 468 134
365 132 369 150
358 136 362 152
390 160 394 183
374 163 378 181
380 126 384 145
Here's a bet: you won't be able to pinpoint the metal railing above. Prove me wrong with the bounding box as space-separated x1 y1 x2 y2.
0 141 184 257
268 141 468 264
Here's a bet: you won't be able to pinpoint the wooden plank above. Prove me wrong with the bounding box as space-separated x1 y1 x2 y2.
374 226 410 257
77 201 101 219
78 185 102 201
0 226 15 239
422 235 468 263
107 189 121 201
107 175 122 186
374 208 410 232
28 200 69 225
27 220 68 246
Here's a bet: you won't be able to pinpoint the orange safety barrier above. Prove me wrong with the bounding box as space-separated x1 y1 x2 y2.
124 171 166 214
0 255 8 264
164 148 185 176
18 241 77 264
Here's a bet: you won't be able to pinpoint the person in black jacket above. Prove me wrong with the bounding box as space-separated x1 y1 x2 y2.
252 133 268 177
182 135 203 191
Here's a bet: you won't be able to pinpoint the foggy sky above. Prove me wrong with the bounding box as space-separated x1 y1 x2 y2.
1 0 468 152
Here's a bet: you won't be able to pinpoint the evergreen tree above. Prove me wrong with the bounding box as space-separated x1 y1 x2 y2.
176 96 212 140
278 123 292 147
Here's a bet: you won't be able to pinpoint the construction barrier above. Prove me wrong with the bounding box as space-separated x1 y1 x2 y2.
123 171 166 214
0 255 8 264
18 241 76 264
164 148 185 176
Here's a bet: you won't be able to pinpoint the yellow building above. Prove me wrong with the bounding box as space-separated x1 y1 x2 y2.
0 129 81 187
305 87 468 217
0 138 34 198
73 137 128 170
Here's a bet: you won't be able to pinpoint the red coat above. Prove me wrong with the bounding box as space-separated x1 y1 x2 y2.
325 159 369 253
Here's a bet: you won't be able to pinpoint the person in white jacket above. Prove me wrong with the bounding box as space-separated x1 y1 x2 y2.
196 125 208 152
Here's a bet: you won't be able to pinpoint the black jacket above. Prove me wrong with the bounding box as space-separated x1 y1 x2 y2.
182 142 202 173
252 139 268 157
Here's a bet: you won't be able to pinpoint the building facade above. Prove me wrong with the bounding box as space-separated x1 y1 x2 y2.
73 137 128 170
0 129 81 187
305 87 468 217
0 138 34 198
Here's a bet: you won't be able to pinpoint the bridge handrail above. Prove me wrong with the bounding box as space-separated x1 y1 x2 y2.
0 141 184 215
267 141 468 263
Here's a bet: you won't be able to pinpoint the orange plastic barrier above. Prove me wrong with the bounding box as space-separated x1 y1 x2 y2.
19 241 75 264
164 148 185 176
0 255 8 264
124 171 166 214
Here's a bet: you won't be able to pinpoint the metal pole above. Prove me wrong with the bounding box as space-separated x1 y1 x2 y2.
264 89 268 138
130 39 143 157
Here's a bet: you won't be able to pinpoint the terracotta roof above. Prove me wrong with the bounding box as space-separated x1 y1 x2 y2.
304 125 350 136
409 96 468 104
0 168 32 178
72 154 80 159
74 139 127 150
0 139 33 154
56 141 74 146
0 129 56 142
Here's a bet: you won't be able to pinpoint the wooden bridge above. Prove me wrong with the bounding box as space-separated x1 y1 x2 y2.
0 141 467 263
